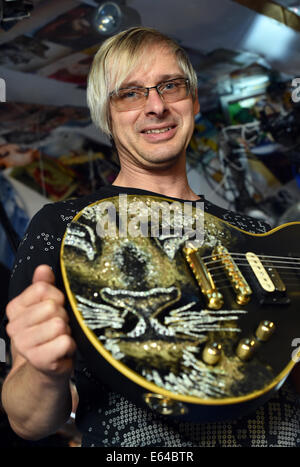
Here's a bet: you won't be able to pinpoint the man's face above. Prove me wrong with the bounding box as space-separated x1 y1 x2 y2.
109 44 200 171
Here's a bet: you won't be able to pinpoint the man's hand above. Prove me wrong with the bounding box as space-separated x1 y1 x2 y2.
6 264 76 377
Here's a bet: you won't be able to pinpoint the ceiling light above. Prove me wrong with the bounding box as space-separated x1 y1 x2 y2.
93 1 141 36
93 2 122 35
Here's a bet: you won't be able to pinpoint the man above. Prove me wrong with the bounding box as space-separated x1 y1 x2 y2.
2 27 300 447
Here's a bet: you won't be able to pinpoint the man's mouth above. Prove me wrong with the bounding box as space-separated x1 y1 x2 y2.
143 126 173 134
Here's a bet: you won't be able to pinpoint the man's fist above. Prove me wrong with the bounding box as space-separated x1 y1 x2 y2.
6 264 76 377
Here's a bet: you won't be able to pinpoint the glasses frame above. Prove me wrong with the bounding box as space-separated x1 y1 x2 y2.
109 77 190 110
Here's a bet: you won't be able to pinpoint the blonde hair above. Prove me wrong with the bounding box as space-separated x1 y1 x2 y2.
87 27 198 136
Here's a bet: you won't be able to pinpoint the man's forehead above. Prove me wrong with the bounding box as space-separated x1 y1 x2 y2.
118 45 181 87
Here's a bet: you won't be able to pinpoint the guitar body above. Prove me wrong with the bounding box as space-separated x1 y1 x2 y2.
61 194 300 422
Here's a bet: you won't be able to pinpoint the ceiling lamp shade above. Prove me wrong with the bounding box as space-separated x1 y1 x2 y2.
94 2 122 35
93 1 141 35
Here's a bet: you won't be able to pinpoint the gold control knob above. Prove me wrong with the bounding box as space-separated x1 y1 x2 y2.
236 337 257 361
202 342 222 365
207 292 224 310
255 320 275 342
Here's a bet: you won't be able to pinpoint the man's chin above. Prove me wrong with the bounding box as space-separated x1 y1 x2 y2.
140 152 182 169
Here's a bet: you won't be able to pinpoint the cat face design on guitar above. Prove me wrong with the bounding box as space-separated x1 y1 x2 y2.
61 195 300 420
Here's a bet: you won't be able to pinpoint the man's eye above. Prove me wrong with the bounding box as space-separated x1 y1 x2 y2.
119 90 140 99
162 81 178 92
165 82 177 89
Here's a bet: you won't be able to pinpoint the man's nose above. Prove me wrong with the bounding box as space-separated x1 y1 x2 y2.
143 88 168 116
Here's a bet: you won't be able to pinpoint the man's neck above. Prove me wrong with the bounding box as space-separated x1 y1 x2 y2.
112 164 199 201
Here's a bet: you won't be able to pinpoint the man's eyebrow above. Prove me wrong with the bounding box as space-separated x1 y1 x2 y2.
121 74 185 88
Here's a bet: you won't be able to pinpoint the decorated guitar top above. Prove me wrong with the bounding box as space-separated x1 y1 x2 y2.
60 194 300 422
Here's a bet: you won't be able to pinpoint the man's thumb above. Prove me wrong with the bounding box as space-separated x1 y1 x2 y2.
32 264 55 285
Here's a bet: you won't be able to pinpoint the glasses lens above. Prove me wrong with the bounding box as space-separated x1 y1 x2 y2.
111 88 145 111
160 79 189 102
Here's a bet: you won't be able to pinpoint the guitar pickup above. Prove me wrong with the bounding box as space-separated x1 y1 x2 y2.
246 252 275 292
183 247 223 310
259 258 286 292
246 252 289 306
213 245 252 305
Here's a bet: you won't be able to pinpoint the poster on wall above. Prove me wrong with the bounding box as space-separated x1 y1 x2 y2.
0 102 118 201
0 35 71 72
37 48 96 88
33 4 102 51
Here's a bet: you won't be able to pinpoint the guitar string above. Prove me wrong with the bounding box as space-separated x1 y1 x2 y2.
196 273 299 289
201 251 300 263
214 283 299 290
204 260 300 268
197 254 299 288
199 269 298 282
207 271 299 288
201 262 298 289
208 269 298 280
202 261 300 272
200 253 300 271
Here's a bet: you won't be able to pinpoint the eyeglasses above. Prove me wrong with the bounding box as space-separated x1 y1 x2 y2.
110 77 190 111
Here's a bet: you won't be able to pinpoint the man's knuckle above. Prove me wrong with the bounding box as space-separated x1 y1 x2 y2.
56 290 65 304
44 299 56 313
60 333 70 346
34 281 48 297
60 334 73 352
6 300 16 319
52 317 66 334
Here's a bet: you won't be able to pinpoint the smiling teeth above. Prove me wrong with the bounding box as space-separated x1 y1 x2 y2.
145 127 171 134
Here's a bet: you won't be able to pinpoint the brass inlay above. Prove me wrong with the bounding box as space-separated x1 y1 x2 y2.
202 342 222 365
236 337 257 361
143 393 188 416
246 252 275 292
255 320 276 342
183 247 223 309
213 246 252 304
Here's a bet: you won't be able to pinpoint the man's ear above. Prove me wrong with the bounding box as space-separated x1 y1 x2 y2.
193 88 200 116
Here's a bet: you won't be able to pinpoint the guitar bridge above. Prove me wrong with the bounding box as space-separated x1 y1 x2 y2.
183 247 223 310
213 245 252 305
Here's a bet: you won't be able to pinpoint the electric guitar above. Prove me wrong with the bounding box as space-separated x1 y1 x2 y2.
60 194 300 422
